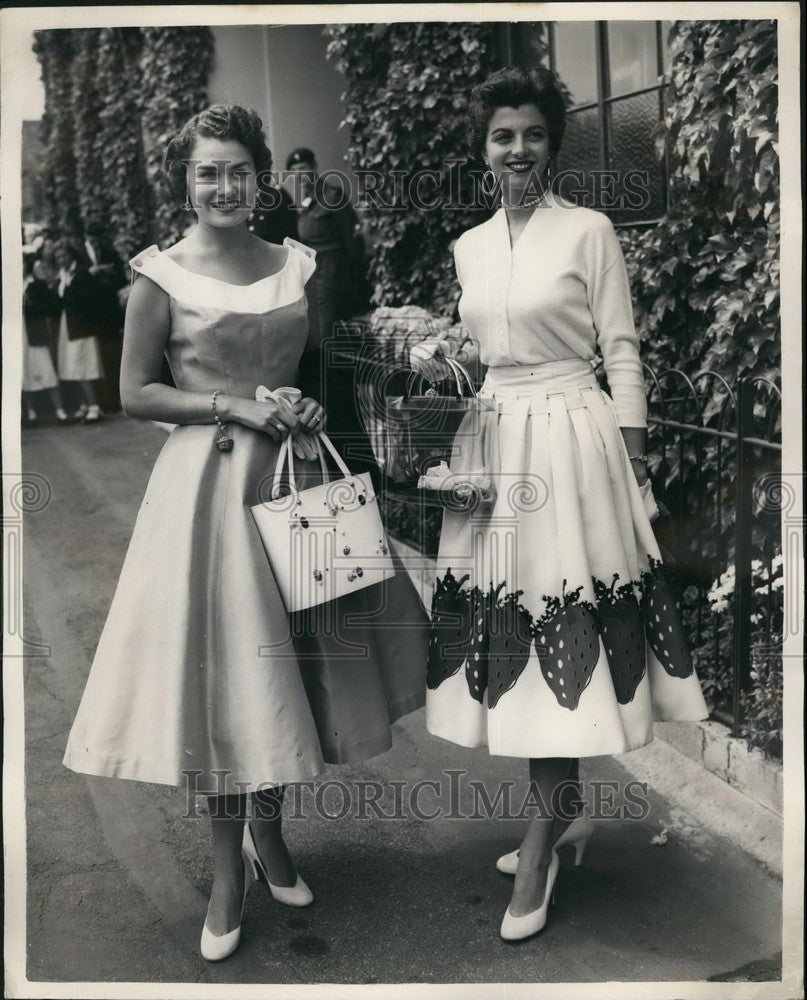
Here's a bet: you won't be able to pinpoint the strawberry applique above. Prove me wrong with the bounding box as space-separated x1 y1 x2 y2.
593 573 646 704
641 560 693 678
427 569 474 690
533 581 599 711
486 587 534 709
464 585 494 703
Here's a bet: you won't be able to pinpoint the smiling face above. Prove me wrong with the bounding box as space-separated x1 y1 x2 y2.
186 136 257 228
484 104 551 201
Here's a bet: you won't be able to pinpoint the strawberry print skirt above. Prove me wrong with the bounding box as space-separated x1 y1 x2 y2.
425 360 709 758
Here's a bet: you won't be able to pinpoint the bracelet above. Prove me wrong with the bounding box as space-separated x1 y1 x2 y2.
628 453 648 463
211 390 233 453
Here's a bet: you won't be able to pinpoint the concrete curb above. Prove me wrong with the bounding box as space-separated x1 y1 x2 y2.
655 719 783 817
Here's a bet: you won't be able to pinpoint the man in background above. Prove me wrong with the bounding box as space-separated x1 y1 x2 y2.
285 146 369 341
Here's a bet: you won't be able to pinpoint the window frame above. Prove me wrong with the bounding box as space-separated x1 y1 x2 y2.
505 20 671 228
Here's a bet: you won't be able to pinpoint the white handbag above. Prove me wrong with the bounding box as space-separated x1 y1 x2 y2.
250 431 395 611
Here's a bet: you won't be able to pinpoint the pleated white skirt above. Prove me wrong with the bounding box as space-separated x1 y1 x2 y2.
426 359 708 759
57 314 104 381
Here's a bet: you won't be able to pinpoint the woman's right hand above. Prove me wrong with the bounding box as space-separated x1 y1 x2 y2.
410 338 453 383
225 396 299 443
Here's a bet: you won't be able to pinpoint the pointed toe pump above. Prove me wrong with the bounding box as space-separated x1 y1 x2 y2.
200 857 252 962
242 822 314 908
497 815 595 875
500 848 560 942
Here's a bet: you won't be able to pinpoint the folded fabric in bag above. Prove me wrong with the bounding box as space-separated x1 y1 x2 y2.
639 477 660 522
250 431 395 612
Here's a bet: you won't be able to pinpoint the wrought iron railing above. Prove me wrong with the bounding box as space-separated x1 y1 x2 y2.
643 366 782 735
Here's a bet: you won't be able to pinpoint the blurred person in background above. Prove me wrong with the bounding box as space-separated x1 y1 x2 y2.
247 178 298 244
32 231 60 290
22 249 69 425
287 146 377 486
285 146 368 339
55 238 105 423
84 221 126 411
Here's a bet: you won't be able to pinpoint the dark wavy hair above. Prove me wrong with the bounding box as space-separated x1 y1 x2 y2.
163 104 273 202
466 66 567 161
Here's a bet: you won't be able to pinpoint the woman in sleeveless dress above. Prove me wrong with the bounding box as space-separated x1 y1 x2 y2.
63 105 428 961
412 68 708 942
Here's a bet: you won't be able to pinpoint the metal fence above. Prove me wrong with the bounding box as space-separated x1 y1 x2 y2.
643 366 782 735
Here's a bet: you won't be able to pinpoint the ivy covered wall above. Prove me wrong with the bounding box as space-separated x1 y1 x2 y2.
325 22 505 318
33 27 213 258
621 19 779 391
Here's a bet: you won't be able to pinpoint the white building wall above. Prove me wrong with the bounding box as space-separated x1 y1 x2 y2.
208 24 354 187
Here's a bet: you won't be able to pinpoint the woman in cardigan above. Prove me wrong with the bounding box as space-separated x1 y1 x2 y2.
412 67 707 942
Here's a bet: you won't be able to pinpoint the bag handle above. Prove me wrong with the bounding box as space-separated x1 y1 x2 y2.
444 357 477 398
271 430 353 500
271 437 292 499
403 369 428 401
404 359 465 401
315 431 353 479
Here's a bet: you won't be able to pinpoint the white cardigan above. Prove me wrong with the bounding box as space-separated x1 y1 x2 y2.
454 195 647 428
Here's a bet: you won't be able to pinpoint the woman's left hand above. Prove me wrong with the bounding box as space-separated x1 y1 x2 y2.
630 457 649 487
293 397 326 434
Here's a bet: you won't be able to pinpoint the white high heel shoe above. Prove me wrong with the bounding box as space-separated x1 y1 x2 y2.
500 848 560 942
200 856 252 962
242 822 314 908
497 815 595 875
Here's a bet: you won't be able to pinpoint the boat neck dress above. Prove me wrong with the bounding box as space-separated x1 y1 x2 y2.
426 195 708 758
63 238 428 794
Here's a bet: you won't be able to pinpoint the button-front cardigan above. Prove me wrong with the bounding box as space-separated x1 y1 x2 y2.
454 196 648 428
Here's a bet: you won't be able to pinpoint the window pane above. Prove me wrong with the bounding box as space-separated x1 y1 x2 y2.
552 21 597 107
607 21 658 96
607 90 666 223
557 107 601 205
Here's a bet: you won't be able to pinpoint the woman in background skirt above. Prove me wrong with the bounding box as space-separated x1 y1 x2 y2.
22 249 68 424
55 238 105 423
412 67 708 942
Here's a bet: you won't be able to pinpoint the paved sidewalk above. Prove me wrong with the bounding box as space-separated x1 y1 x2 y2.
16 414 785 991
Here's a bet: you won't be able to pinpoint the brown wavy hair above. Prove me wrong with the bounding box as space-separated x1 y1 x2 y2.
163 104 273 202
